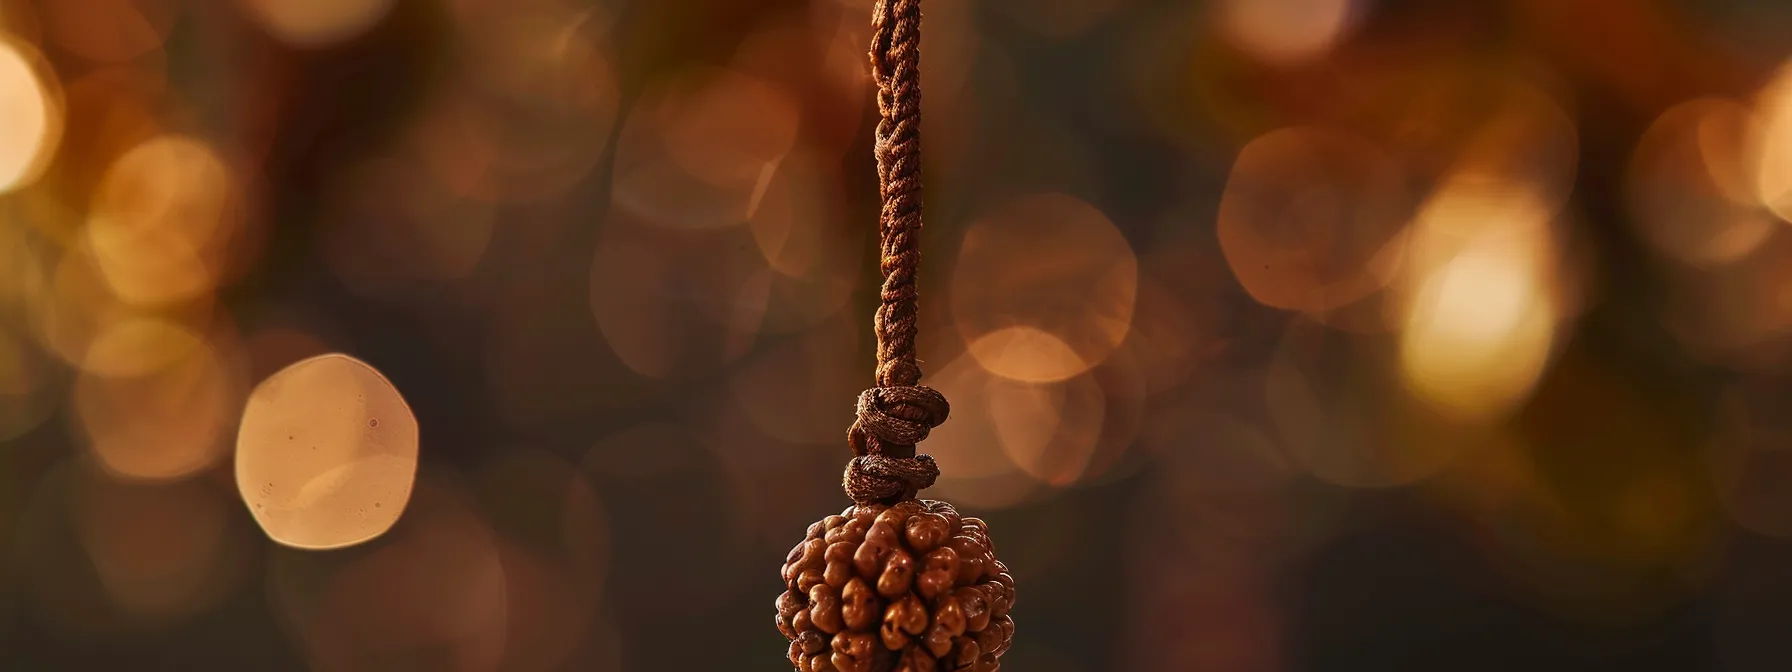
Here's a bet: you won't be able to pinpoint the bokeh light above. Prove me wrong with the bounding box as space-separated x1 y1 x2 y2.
952 193 1138 383
418 3 618 204
235 353 418 550
610 65 802 231
0 35 58 193
38 0 174 63
1218 126 1409 316
237 0 396 49
1216 0 1360 65
0 0 41 46
274 475 510 670
1751 60 1792 223
85 135 242 308
733 15 867 160
1397 175 1562 422
912 355 1045 509
585 205 782 379
74 328 238 481
1629 97 1772 266
658 66 801 191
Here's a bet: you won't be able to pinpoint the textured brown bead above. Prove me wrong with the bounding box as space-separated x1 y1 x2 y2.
799 629 827 655
923 593 965 657
954 587 990 632
878 547 916 598
972 622 1000 656
828 517 868 546
779 500 1013 671
794 608 814 635
854 521 900 578
905 513 950 552
949 636 981 670
824 542 857 588
945 536 985 586
809 583 844 634
916 546 957 600
881 593 928 649
988 617 1014 656
896 646 938 672
841 578 880 631
831 631 877 672
876 501 920 529
777 590 804 638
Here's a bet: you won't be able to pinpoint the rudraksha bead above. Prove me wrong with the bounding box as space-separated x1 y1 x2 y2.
777 499 1015 672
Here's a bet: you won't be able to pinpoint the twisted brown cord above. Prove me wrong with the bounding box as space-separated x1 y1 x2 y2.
844 0 947 505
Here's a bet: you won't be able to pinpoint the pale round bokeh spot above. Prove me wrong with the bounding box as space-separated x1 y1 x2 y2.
85 134 241 308
919 353 1049 509
1218 126 1409 315
1396 175 1561 422
1751 60 1792 223
414 7 618 204
608 67 800 231
1628 98 1772 267
237 0 396 49
80 315 205 378
1216 0 1359 65
966 326 1088 386
76 336 237 481
952 193 1138 383
656 66 801 188
1399 235 1557 422
0 36 59 193
235 353 419 550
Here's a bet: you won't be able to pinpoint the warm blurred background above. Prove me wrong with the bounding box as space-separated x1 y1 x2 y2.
5 0 1792 669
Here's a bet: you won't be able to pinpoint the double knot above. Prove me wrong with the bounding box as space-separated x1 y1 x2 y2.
843 384 949 503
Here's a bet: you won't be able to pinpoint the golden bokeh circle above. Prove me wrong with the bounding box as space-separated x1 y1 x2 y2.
951 193 1138 383
1218 127 1409 315
237 0 396 48
0 35 60 193
235 353 419 550
85 134 242 308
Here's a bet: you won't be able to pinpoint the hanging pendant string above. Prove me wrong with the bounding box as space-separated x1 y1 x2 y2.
843 0 949 505
869 0 924 391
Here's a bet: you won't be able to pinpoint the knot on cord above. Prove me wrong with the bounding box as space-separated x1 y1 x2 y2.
843 385 949 503
843 454 939 504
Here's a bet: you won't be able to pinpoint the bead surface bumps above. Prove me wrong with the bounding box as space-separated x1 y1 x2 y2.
777 499 1015 672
